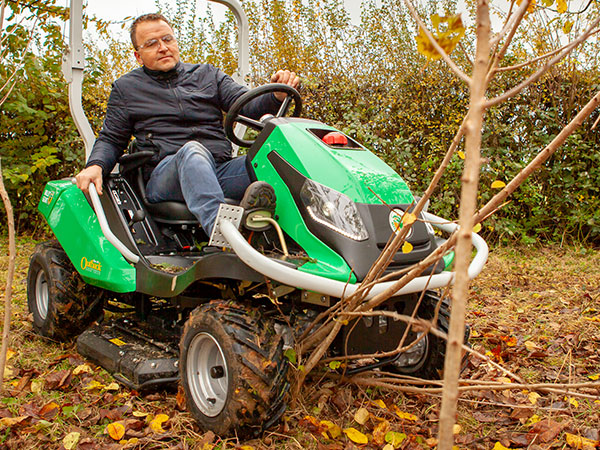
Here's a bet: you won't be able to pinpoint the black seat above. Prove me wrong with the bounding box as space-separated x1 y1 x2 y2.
118 143 239 226
118 146 199 225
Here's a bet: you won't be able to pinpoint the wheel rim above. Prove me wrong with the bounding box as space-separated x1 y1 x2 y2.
392 332 429 372
34 269 49 321
186 332 229 417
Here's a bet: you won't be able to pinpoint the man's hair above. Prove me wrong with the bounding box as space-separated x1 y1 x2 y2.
130 13 172 49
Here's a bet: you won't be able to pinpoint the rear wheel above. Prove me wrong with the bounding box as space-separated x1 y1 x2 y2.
180 301 288 437
27 241 105 341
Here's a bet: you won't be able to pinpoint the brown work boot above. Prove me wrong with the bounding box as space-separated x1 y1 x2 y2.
239 181 276 231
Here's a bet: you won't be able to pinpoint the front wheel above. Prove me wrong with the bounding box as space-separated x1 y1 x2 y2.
179 301 288 437
27 241 104 341
386 292 467 379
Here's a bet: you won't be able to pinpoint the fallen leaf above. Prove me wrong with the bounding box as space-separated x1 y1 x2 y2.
83 380 104 391
372 399 387 409
354 407 370 425
528 392 541 405
565 432 600 449
557 0 567 13
239 446 255 450
385 431 407 448
473 223 482 233
453 424 461 434
402 241 413 254
492 442 510 450
457 150 465 159
39 402 60 420
588 373 600 381
73 364 93 375
105 382 120 391
30 379 43 394
373 419 390 445
383 445 395 450
6 350 15 361
392 405 418 421
132 410 149 418
320 420 342 439
567 397 579 408
527 418 563 443
344 427 369 444
0 416 29 429
106 421 125 440
149 413 169 433
63 431 80 450
491 180 506 189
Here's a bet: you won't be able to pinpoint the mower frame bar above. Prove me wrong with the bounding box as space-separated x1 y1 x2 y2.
219 212 488 300
88 183 140 264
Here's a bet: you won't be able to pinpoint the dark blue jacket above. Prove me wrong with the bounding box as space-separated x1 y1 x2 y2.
86 62 281 179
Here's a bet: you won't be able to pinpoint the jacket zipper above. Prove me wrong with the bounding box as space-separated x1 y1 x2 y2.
168 80 186 120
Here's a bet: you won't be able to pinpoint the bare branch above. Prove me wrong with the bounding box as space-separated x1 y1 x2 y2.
486 18 600 108
0 158 17 391
489 0 530 47
401 0 472 85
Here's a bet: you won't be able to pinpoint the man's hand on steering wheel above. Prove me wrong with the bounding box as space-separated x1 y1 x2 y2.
270 70 300 101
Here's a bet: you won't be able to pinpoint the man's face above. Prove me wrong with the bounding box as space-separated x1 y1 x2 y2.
134 20 180 72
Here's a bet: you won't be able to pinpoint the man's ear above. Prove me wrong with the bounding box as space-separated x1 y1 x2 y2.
134 51 144 65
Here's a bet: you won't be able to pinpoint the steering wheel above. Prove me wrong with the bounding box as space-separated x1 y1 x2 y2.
224 83 302 147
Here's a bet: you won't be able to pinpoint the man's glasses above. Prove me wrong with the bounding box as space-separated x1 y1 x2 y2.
138 34 177 51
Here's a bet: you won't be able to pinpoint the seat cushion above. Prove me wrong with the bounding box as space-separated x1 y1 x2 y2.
147 198 240 225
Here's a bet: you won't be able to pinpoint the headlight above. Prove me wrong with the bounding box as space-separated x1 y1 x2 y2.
300 179 369 241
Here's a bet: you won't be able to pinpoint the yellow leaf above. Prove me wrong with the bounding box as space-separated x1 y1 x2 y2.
491 180 506 189
3 366 16 380
402 242 413 254
106 422 125 440
31 379 43 394
105 382 120 391
372 399 387 409
393 407 417 421
528 392 541 405
402 212 417 226
84 380 105 390
517 0 537 13
6 349 15 361
567 397 579 408
62 432 80 450
587 373 599 381
473 223 482 233
373 419 390 445
354 407 370 425
457 150 465 159
453 424 461 434
132 410 149 418
383 445 395 450
344 427 368 444
149 413 169 433
565 432 600 449
240 446 255 450
542 0 553 6
557 0 567 13
416 14 465 60
525 414 541 426
320 420 342 439
73 364 93 375
493 442 511 450
563 20 573 33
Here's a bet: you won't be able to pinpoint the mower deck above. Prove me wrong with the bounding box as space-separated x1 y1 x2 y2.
77 317 180 391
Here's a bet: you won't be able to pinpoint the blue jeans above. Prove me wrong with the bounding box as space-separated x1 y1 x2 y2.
146 141 251 234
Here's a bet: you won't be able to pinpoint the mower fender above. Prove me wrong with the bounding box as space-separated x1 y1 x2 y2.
38 180 136 293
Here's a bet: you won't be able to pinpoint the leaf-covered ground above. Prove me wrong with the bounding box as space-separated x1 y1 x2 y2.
1 237 599 449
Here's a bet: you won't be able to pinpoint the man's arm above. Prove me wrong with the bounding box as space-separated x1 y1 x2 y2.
216 68 300 118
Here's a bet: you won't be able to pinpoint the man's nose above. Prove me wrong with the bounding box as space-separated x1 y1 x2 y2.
157 39 169 52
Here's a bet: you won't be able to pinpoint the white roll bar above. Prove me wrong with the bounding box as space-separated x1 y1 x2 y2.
218 212 488 300
87 183 140 264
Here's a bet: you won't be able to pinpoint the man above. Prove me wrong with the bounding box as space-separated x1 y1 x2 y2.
75 13 299 236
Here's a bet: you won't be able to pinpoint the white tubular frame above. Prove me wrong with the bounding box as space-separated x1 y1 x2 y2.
88 184 140 264
218 212 488 300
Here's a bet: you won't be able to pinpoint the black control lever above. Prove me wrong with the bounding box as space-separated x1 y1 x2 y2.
128 209 146 228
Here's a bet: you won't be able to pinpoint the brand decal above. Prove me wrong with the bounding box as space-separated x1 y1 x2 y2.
81 257 102 273
41 189 55 205
389 209 414 239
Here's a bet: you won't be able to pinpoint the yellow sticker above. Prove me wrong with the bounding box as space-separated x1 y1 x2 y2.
110 338 126 347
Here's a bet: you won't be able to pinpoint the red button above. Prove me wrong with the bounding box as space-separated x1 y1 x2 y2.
322 132 348 146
